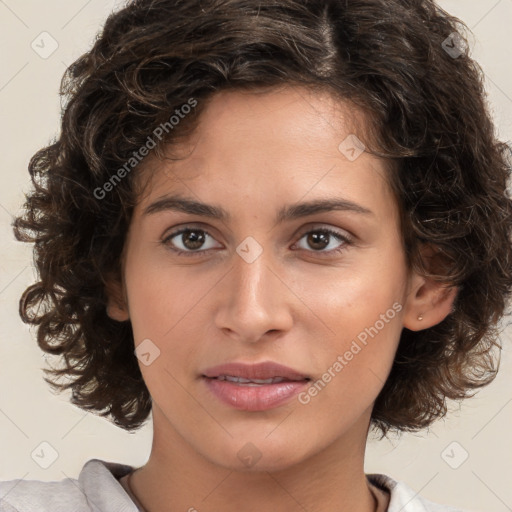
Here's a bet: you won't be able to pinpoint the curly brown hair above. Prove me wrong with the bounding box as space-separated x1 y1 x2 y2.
13 0 512 434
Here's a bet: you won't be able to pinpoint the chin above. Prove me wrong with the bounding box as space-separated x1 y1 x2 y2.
202 436 313 474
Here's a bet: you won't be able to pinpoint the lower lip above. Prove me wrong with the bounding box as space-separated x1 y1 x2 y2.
203 377 309 411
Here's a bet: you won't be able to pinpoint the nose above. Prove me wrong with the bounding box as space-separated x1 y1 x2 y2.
214 247 294 343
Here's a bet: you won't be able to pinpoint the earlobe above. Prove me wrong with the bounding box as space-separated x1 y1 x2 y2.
403 282 458 331
105 277 130 322
402 244 459 331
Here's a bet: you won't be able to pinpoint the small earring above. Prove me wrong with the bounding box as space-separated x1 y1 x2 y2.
417 314 423 321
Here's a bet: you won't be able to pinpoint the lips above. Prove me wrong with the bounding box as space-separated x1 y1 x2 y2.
201 361 310 411
201 361 310 382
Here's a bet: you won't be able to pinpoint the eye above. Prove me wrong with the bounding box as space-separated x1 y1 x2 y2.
162 227 221 256
292 227 353 255
161 225 353 257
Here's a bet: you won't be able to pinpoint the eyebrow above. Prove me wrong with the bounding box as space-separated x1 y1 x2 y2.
143 195 374 222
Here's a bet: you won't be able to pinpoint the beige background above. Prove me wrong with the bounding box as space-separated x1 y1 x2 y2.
0 1 511 511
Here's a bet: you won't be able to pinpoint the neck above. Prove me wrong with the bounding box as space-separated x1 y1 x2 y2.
128 406 380 512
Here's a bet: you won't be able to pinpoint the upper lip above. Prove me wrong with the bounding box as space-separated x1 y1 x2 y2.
202 361 310 381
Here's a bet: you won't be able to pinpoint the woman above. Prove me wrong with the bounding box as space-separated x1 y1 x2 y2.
1 0 511 510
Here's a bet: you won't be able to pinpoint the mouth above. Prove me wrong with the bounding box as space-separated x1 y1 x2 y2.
204 375 309 385
201 361 311 411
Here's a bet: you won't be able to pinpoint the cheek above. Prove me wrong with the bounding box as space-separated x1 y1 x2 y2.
123 258 215 391
293 257 405 396
296 286 403 424
297 259 404 339
124 251 212 340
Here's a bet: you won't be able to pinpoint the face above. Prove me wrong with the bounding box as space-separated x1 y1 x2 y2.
109 86 424 473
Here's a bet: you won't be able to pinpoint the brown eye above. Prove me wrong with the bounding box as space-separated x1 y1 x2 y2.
294 228 352 255
180 229 206 250
306 231 330 251
163 228 221 255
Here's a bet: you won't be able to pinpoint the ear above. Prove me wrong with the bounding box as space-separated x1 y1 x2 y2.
105 274 130 322
402 243 459 332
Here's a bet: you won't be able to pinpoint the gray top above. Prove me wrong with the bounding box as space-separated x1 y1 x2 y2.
0 459 465 511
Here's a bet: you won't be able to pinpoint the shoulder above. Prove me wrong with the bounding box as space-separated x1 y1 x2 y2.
0 477 87 511
367 473 468 512
0 459 137 512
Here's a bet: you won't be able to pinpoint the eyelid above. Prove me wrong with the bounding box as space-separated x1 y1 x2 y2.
294 223 353 241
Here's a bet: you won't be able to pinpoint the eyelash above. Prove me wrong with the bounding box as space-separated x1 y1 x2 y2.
161 226 354 258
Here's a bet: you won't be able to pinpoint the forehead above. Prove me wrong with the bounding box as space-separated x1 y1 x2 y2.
133 86 396 224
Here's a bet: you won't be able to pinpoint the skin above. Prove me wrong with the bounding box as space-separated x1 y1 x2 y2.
106 85 457 512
